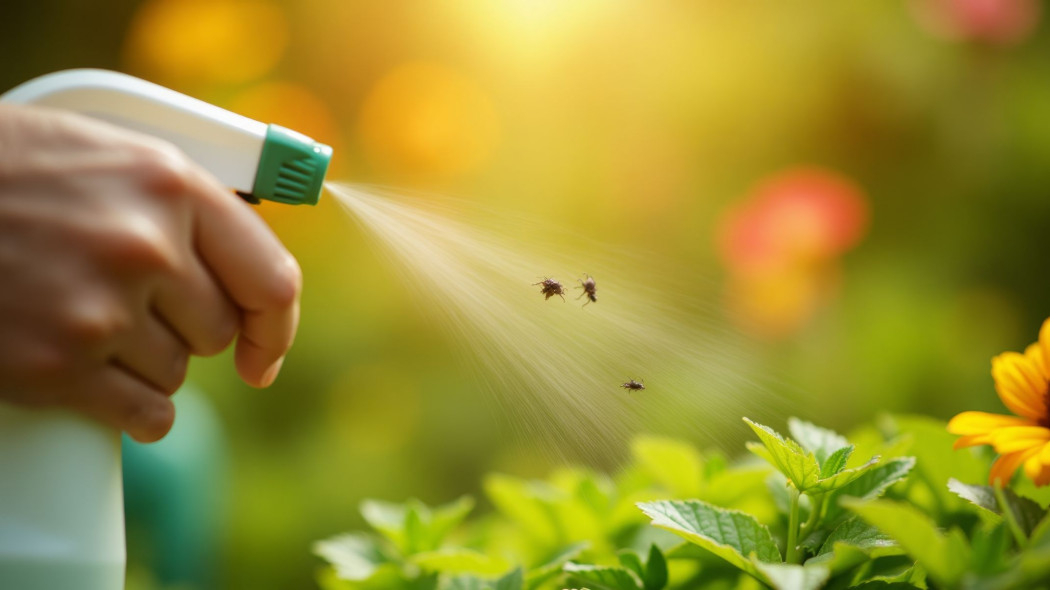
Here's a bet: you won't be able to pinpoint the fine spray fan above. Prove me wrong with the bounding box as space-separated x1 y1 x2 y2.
0 69 332 590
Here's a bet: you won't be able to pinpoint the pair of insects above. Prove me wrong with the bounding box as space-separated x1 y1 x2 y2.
533 274 597 306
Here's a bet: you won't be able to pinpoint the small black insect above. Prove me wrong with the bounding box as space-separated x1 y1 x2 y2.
621 379 645 391
533 277 566 301
576 274 597 306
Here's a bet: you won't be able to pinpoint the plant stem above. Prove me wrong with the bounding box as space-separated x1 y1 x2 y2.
802 493 824 536
994 484 1028 550
786 487 802 564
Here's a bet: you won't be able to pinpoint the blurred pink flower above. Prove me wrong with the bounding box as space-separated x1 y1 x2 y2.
910 0 1041 45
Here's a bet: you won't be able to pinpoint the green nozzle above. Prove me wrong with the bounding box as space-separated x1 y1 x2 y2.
251 124 332 205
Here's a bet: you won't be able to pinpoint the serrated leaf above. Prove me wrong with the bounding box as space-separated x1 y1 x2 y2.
824 457 916 522
753 561 830 590
817 517 897 556
789 418 850 467
631 436 704 497
312 533 388 581
820 446 853 478
845 498 971 588
411 548 510 576
564 563 643 590
525 542 588 589
643 544 668 590
947 478 1048 537
744 418 821 491
637 500 780 582
808 456 881 493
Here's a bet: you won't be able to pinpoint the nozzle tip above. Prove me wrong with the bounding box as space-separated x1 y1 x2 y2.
252 124 332 205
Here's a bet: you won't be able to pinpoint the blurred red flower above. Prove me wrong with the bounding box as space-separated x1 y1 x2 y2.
910 0 1041 45
718 168 869 277
716 167 869 339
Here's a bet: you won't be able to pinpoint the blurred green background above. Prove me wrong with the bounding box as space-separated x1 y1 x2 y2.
3 0 1050 588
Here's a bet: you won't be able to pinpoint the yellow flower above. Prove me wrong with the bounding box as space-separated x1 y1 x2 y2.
948 318 1050 487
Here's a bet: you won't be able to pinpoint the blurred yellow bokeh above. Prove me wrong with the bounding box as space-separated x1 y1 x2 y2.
357 62 500 179
124 0 287 87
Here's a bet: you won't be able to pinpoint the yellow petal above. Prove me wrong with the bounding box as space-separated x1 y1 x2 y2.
990 447 1040 486
1039 317 1050 378
1025 442 1050 480
947 411 1032 435
992 353 1046 420
953 434 992 449
990 426 1050 453
1025 343 1049 380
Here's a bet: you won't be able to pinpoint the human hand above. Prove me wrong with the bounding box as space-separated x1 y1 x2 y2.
0 105 302 442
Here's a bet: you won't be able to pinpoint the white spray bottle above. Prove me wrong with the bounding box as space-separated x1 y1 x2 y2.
0 69 332 589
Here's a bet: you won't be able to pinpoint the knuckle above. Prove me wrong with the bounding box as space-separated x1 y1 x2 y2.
110 215 180 272
65 298 131 349
134 142 191 196
265 255 303 308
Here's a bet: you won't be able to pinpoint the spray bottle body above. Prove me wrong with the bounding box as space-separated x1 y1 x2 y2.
0 69 331 589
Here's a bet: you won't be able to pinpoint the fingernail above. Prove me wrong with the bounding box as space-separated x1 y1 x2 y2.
262 357 285 387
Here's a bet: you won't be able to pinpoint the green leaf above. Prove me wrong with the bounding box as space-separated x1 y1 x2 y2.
808 456 881 494
359 497 474 555
441 576 486 590
312 533 388 581
360 499 412 552
616 551 644 580
947 478 1048 537
493 568 524 590
819 445 853 478
845 498 971 588
484 475 559 546
637 499 780 582
525 542 588 589
817 517 896 556
804 517 903 576
316 563 412 590
643 544 668 590
411 548 510 576
429 496 476 545
788 418 850 467
752 562 830 590
744 418 821 491
970 521 1011 577
824 457 916 522
631 436 704 497
563 563 643 590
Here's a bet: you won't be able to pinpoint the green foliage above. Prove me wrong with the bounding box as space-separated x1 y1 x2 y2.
313 416 1050 590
